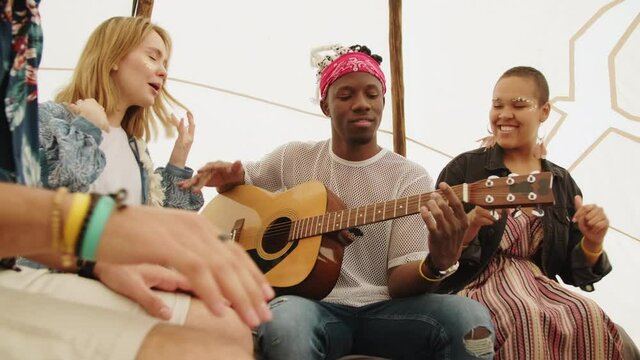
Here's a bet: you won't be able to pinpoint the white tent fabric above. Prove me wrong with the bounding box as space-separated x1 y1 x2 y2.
38 0 639 344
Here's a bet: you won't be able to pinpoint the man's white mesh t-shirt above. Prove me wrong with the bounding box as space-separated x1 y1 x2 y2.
243 140 434 307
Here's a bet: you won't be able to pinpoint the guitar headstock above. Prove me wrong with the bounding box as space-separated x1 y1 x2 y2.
459 172 555 209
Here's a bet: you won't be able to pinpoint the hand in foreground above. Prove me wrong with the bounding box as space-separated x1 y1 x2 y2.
68 98 110 132
168 112 195 169
96 205 274 328
179 160 244 192
420 182 469 270
573 195 609 247
94 262 192 320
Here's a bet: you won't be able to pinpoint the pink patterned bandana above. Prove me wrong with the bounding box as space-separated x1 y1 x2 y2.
319 52 386 100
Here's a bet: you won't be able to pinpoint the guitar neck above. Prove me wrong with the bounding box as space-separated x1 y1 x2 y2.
286 172 554 241
288 186 461 240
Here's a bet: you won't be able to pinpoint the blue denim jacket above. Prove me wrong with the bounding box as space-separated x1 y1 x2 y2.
38 101 203 210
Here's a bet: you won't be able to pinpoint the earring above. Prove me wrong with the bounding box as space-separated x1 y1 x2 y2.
112 64 119 71
533 129 547 159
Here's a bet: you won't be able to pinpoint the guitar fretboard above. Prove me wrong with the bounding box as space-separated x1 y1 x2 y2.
288 190 444 240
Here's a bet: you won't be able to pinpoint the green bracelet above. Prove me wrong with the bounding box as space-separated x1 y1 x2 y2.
80 195 116 261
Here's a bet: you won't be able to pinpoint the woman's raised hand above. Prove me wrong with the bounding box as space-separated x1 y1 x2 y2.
168 112 195 168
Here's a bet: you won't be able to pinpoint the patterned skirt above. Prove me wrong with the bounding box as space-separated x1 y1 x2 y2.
458 211 623 359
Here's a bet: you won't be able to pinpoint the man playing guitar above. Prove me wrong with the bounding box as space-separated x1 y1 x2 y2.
181 44 495 360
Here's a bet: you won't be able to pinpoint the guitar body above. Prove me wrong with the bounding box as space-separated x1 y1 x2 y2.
200 181 348 300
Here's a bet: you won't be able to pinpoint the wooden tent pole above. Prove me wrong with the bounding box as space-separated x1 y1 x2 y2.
388 0 406 157
132 0 155 18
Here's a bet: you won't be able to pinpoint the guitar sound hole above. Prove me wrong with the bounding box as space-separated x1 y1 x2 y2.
262 217 292 254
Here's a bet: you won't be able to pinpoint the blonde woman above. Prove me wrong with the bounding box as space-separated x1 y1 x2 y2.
40 16 201 209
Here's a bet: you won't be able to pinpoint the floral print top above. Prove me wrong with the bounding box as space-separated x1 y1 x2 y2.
38 101 204 210
0 0 42 186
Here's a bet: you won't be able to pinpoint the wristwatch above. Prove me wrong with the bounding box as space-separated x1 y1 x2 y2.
425 254 459 280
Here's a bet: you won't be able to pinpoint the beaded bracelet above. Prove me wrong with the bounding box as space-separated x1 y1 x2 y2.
51 187 69 265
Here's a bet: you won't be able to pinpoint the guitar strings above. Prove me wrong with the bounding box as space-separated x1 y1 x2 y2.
242 192 537 238
241 191 447 240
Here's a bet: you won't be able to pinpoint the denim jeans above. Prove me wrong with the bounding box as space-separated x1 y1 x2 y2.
255 293 494 360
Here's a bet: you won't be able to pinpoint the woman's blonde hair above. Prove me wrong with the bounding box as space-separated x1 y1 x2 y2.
55 16 185 140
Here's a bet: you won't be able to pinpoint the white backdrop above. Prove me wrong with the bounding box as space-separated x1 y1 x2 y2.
38 0 639 343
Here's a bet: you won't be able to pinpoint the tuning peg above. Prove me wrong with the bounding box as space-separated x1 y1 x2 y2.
485 175 499 187
526 170 542 184
506 172 520 185
531 206 545 217
491 209 501 221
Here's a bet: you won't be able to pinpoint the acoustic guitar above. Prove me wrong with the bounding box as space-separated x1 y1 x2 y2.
200 172 555 299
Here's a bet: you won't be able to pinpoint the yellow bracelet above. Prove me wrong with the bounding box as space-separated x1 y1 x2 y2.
51 187 68 261
418 257 442 282
580 238 603 258
63 193 91 265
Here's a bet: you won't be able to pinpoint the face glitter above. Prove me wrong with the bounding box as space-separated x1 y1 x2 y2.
511 97 538 111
